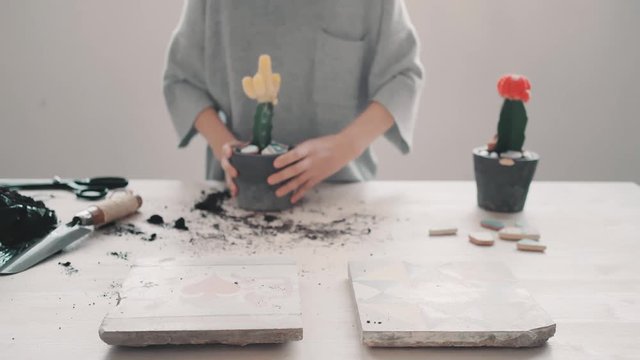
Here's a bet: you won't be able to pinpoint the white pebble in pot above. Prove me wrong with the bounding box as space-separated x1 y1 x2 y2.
500 150 523 159
240 144 260 154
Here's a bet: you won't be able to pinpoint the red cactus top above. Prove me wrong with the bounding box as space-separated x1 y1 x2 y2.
497 74 531 102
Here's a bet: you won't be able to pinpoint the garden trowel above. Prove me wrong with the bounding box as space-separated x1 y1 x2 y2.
0 192 142 274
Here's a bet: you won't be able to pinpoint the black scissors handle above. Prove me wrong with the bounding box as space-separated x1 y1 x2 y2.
0 181 67 191
73 187 109 200
59 176 128 200
74 177 128 190
1 176 129 201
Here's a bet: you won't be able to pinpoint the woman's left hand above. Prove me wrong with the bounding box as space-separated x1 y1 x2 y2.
267 133 361 203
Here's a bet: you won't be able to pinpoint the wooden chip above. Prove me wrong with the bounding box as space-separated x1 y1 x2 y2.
514 224 541 240
481 219 505 231
429 227 458 236
517 239 546 252
522 230 541 240
498 227 525 240
469 232 495 246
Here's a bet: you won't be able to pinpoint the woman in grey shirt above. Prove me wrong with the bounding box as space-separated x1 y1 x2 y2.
164 0 423 203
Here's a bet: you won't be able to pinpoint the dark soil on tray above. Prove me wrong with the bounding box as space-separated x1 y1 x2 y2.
0 188 58 248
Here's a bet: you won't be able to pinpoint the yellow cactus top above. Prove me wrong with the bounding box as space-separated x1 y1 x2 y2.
242 55 281 105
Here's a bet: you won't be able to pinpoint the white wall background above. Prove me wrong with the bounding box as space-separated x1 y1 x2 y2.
1 0 639 182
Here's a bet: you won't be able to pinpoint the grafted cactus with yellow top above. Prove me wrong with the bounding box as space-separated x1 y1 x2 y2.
242 55 282 150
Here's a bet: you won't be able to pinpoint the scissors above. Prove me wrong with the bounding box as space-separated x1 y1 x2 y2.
1 176 129 200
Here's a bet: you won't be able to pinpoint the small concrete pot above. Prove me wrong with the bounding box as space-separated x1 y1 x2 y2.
473 147 539 213
230 151 293 211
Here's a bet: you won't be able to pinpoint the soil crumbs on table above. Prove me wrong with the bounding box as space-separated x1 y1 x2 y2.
173 217 189 231
58 261 79 275
100 281 123 305
187 189 379 252
91 188 380 259
108 251 129 261
143 233 157 242
101 223 145 237
146 214 164 225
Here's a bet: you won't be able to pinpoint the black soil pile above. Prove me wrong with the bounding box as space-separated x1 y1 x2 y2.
174 217 189 231
146 214 164 225
194 190 230 214
263 214 278 223
0 188 58 248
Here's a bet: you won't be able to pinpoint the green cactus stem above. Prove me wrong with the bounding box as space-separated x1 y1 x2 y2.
251 102 274 151
495 99 528 153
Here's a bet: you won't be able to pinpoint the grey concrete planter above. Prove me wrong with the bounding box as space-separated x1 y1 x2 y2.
473 147 539 213
230 151 293 211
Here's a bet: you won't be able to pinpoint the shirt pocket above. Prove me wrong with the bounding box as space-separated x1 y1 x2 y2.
313 29 366 105
312 30 366 134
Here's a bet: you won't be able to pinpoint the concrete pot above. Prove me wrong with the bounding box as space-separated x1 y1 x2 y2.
473 147 539 213
230 151 293 211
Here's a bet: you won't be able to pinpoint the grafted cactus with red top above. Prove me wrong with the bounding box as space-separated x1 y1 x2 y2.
495 74 531 153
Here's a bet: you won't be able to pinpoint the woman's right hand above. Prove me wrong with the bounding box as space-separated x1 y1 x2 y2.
193 107 244 197
220 140 244 197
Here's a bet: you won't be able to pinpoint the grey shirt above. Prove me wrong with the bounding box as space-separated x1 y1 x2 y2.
164 0 423 181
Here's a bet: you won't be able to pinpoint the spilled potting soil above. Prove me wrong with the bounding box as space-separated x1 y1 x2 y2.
173 217 189 231
146 214 164 225
26 187 383 322
194 190 230 214
143 233 157 242
0 188 59 268
108 251 129 261
185 190 378 251
92 188 380 259
101 223 145 237
58 261 79 275
0 188 58 248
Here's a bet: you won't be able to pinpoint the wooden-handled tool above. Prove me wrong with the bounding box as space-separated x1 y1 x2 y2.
74 191 143 227
0 192 143 274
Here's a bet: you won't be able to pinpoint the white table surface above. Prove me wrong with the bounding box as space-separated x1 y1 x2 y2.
2 180 639 359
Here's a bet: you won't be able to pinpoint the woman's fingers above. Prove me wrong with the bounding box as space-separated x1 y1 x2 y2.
273 146 308 169
221 157 237 178
222 140 244 159
291 178 319 204
219 139 246 197
221 140 246 178
222 143 233 158
268 158 310 185
275 173 310 198
225 174 238 197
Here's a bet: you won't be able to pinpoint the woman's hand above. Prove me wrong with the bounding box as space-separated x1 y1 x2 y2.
193 107 245 197
220 140 245 197
267 133 361 203
267 101 395 203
